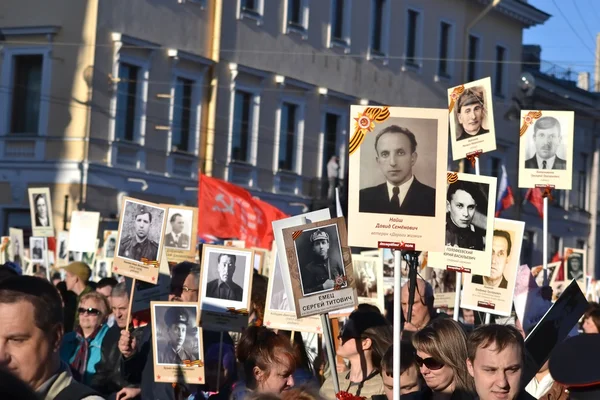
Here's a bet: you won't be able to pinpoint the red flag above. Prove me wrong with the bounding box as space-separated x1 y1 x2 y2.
197 174 289 249
525 188 544 218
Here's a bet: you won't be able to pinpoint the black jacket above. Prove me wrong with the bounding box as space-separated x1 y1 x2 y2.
359 178 436 217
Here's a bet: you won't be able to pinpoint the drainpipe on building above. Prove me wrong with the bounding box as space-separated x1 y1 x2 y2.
589 119 599 279
80 67 94 210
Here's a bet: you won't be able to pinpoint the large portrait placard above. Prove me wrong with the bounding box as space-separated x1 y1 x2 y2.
347 106 449 251
518 110 574 190
460 218 525 317
68 211 101 253
28 187 55 237
428 172 498 276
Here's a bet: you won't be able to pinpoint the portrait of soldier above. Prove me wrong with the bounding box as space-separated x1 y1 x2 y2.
157 307 196 364
104 237 116 258
118 204 159 262
299 228 345 295
567 253 584 281
445 180 486 251
205 253 244 301
472 230 512 289
455 87 489 141
524 116 566 170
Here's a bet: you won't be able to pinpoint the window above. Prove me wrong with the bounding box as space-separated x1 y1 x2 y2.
406 9 420 66
115 63 140 142
288 0 302 26
323 113 339 177
550 235 560 260
241 0 256 11
521 230 534 266
332 0 345 40
467 35 479 82
172 77 193 152
278 103 298 171
577 153 588 210
438 22 451 78
576 240 586 250
371 0 385 54
491 157 501 179
495 45 506 95
10 55 43 134
238 0 263 22
232 90 252 162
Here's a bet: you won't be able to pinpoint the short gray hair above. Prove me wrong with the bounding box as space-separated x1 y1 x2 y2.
111 282 128 300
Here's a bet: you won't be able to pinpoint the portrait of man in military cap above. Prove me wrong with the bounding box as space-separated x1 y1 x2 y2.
454 86 489 141
295 225 346 296
154 304 200 365
117 200 165 262
566 252 584 282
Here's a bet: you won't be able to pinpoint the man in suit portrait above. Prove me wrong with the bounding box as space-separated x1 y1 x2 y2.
455 87 489 141
299 229 345 295
118 205 159 262
359 125 435 216
34 194 50 227
524 116 566 170
472 230 512 289
104 237 116 258
165 213 190 249
567 254 584 281
445 181 485 251
157 307 196 364
206 254 243 301
32 240 43 260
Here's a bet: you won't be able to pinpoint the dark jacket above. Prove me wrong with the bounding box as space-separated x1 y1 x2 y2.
300 258 344 295
457 127 489 141
445 216 485 251
420 387 476 399
117 236 159 262
206 279 243 301
359 178 436 217
471 274 509 289
524 156 566 170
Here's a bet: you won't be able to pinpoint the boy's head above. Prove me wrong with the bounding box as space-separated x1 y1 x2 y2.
381 341 421 399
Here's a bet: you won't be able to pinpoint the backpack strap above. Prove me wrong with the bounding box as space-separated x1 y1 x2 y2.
54 381 102 400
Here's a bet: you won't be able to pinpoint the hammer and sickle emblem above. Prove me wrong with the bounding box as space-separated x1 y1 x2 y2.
212 192 235 215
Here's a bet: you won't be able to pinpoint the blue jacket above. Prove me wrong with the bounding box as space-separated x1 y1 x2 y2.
60 324 110 386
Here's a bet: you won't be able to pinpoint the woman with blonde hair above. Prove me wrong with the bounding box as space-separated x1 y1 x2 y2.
412 318 475 399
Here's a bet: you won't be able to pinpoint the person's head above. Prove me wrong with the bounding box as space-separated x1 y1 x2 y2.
381 342 421 399
50 271 61 286
133 206 152 241
582 307 600 334
310 230 329 260
338 309 393 369
34 194 47 219
63 262 91 292
467 324 524 400
401 279 435 329
169 262 200 302
78 292 110 336
96 277 118 298
217 254 236 284
457 87 485 135
569 255 582 272
374 125 418 186
0 265 19 284
0 276 64 390
106 237 116 252
238 326 296 393
412 318 473 394
447 181 481 228
489 230 512 283
110 282 129 329
164 307 190 351
462 309 475 325
533 116 562 160
170 213 185 235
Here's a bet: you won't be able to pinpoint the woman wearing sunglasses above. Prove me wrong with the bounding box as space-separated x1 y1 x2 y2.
412 318 476 399
60 292 111 385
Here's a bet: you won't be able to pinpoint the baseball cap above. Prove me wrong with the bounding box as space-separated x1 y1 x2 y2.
63 262 91 282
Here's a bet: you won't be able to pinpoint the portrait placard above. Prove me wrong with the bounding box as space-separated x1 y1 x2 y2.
151 302 205 384
563 247 586 284
448 77 496 160
428 172 498 276
67 211 101 253
102 230 118 260
198 245 254 332
30 236 46 264
68 238 98 267
518 110 574 190
56 231 70 266
531 261 560 287
161 205 198 264
460 218 525 317
9 228 24 266
422 264 457 309
264 245 323 333
28 187 54 237
126 253 171 314
282 217 357 318
113 197 167 284
91 259 111 282
347 106 449 251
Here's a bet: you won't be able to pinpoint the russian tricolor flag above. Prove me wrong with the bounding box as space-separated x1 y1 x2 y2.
495 165 515 217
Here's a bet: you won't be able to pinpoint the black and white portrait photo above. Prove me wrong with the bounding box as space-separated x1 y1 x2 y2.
164 208 193 250
294 224 346 296
453 86 490 142
117 200 165 263
153 304 201 365
9 228 24 266
104 234 117 259
471 230 515 289
96 260 109 280
358 119 438 217
30 237 44 261
205 253 244 301
57 232 69 262
33 193 50 227
524 116 567 170
567 252 584 282
445 180 489 251
353 258 378 299
28 188 54 237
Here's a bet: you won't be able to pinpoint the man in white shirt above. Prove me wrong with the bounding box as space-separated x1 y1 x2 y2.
524 117 566 170
164 213 190 249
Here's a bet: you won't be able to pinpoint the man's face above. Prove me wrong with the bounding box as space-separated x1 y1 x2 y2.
467 344 522 400
463 309 475 325
218 256 235 283
65 271 77 291
0 301 61 390
312 239 329 260
171 216 185 234
388 364 420 397
134 213 151 240
111 295 129 329
534 127 561 160
36 197 47 219
570 257 582 271
167 323 186 350
375 132 417 186
458 103 484 134
447 189 476 228
401 283 430 328
181 272 199 302
490 236 510 281
106 239 115 252
96 285 112 298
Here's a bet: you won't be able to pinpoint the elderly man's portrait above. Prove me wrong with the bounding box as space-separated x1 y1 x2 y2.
294 225 346 296
154 304 200 365
445 180 489 251
358 119 438 217
117 201 165 262
164 208 193 250
205 253 246 301
454 86 490 141
31 238 44 261
567 253 584 281
472 230 514 289
525 116 566 170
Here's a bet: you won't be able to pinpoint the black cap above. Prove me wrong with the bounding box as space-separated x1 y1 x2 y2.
164 307 190 327
549 334 600 396
340 309 389 341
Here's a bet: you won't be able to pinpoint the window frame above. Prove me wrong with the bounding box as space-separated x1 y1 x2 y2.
168 69 203 156
328 0 352 51
273 96 306 176
467 33 481 82
319 106 348 180
404 7 424 71
283 0 310 39
437 19 455 80
494 44 508 97
227 84 261 167
237 0 265 25
368 0 391 62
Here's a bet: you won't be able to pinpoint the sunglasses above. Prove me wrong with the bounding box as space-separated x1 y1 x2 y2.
170 286 199 293
415 354 444 370
78 307 101 316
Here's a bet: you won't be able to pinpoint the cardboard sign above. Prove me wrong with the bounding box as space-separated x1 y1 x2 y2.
161 205 198 264
68 211 101 253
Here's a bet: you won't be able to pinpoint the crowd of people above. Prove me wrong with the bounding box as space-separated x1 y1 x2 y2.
0 257 598 400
